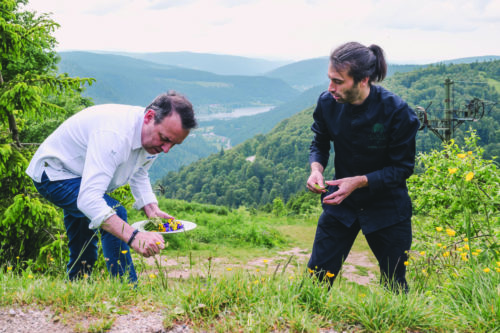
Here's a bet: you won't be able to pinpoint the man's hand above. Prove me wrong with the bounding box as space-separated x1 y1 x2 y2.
307 162 327 193
130 231 165 258
143 202 174 220
102 214 165 258
322 175 368 206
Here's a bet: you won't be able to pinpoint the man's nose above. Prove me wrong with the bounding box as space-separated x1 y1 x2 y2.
328 81 336 92
162 143 174 153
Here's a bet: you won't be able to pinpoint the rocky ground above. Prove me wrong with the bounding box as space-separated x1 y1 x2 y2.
0 248 375 332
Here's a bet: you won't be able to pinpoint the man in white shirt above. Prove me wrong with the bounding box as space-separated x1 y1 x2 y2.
26 91 197 282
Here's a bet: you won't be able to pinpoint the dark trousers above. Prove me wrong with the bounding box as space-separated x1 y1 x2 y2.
33 172 137 282
308 212 412 292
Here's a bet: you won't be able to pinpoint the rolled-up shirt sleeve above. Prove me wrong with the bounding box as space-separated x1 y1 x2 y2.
77 130 129 229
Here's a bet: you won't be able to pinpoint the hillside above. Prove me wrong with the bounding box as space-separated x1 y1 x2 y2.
158 106 335 207
264 55 497 92
158 60 500 208
106 51 290 76
57 51 299 109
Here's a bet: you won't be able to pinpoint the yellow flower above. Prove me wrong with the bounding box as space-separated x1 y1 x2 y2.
263 259 269 263
50 258 54 262
226 267 232 271
326 271 335 278
464 238 469 242
448 168 458 174
422 269 427 274
496 268 500 273
308 268 314 274
149 274 156 279
83 274 89 279
359 293 367 298
7 267 12 271
289 275 294 280
457 247 463 252
442 251 450 257
253 280 259 284
483 268 490 273
476 249 482 253
461 257 468 262
255 269 260 272
436 227 443 232
121 250 128 254
420 251 426 256
28 275 33 279
464 244 470 250
457 153 466 158
446 228 456 237
404 261 409 266
16 256 19 260
472 252 479 256
465 172 474 181
467 151 472 155
437 243 443 248
497 261 500 267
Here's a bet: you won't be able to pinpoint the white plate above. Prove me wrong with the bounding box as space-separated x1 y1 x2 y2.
131 220 197 234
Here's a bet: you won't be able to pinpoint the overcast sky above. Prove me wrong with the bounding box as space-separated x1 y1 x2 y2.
24 0 500 64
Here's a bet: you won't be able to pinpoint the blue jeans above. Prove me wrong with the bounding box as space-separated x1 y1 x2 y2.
34 172 138 282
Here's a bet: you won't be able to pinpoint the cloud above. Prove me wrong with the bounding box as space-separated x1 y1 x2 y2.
146 0 197 10
23 0 500 62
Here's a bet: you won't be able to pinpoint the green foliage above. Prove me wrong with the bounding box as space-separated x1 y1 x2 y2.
0 0 93 145
407 130 499 291
159 106 335 208
0 192 62 260
272 197 286 217
383 60 500 159
0 144 64 265
0 1 91 266
409 130 499 236
286 190 322 216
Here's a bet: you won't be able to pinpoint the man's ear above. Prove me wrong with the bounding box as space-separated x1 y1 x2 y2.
144 109 155 124
360 77 370 87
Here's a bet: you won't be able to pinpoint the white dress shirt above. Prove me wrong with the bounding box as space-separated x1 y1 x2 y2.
26 104 158 229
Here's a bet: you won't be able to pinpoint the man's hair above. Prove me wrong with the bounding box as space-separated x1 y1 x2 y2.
145 91 197 130
330 42 387 84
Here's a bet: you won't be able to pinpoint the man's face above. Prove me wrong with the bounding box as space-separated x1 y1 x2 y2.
141 110 189 155
327 63 364 105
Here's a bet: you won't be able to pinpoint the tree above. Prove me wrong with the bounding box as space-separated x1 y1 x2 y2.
0 0 93 146
0 0 93 264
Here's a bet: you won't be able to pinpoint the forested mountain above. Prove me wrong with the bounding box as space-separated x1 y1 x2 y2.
57 51 299 109
158 106 334 207
384 60 500 157
265 56 497 92
158 60 500 208
104 51 290 76
56 51 500 185
266 57 425 91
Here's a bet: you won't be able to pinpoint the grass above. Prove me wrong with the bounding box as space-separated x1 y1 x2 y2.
1 201 498 332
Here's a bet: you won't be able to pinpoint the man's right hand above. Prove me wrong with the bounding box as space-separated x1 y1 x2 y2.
307 163 327 193
131 231 165 257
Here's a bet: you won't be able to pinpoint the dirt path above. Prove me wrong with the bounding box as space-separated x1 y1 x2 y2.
1 249 376 332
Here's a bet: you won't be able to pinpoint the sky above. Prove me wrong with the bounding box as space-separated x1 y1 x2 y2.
24 0 500 64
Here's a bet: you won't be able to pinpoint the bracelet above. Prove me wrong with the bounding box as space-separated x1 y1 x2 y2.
127 229 139 246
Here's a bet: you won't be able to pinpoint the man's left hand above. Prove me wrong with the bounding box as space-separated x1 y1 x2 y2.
143 202 175 220
323 175 368 206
